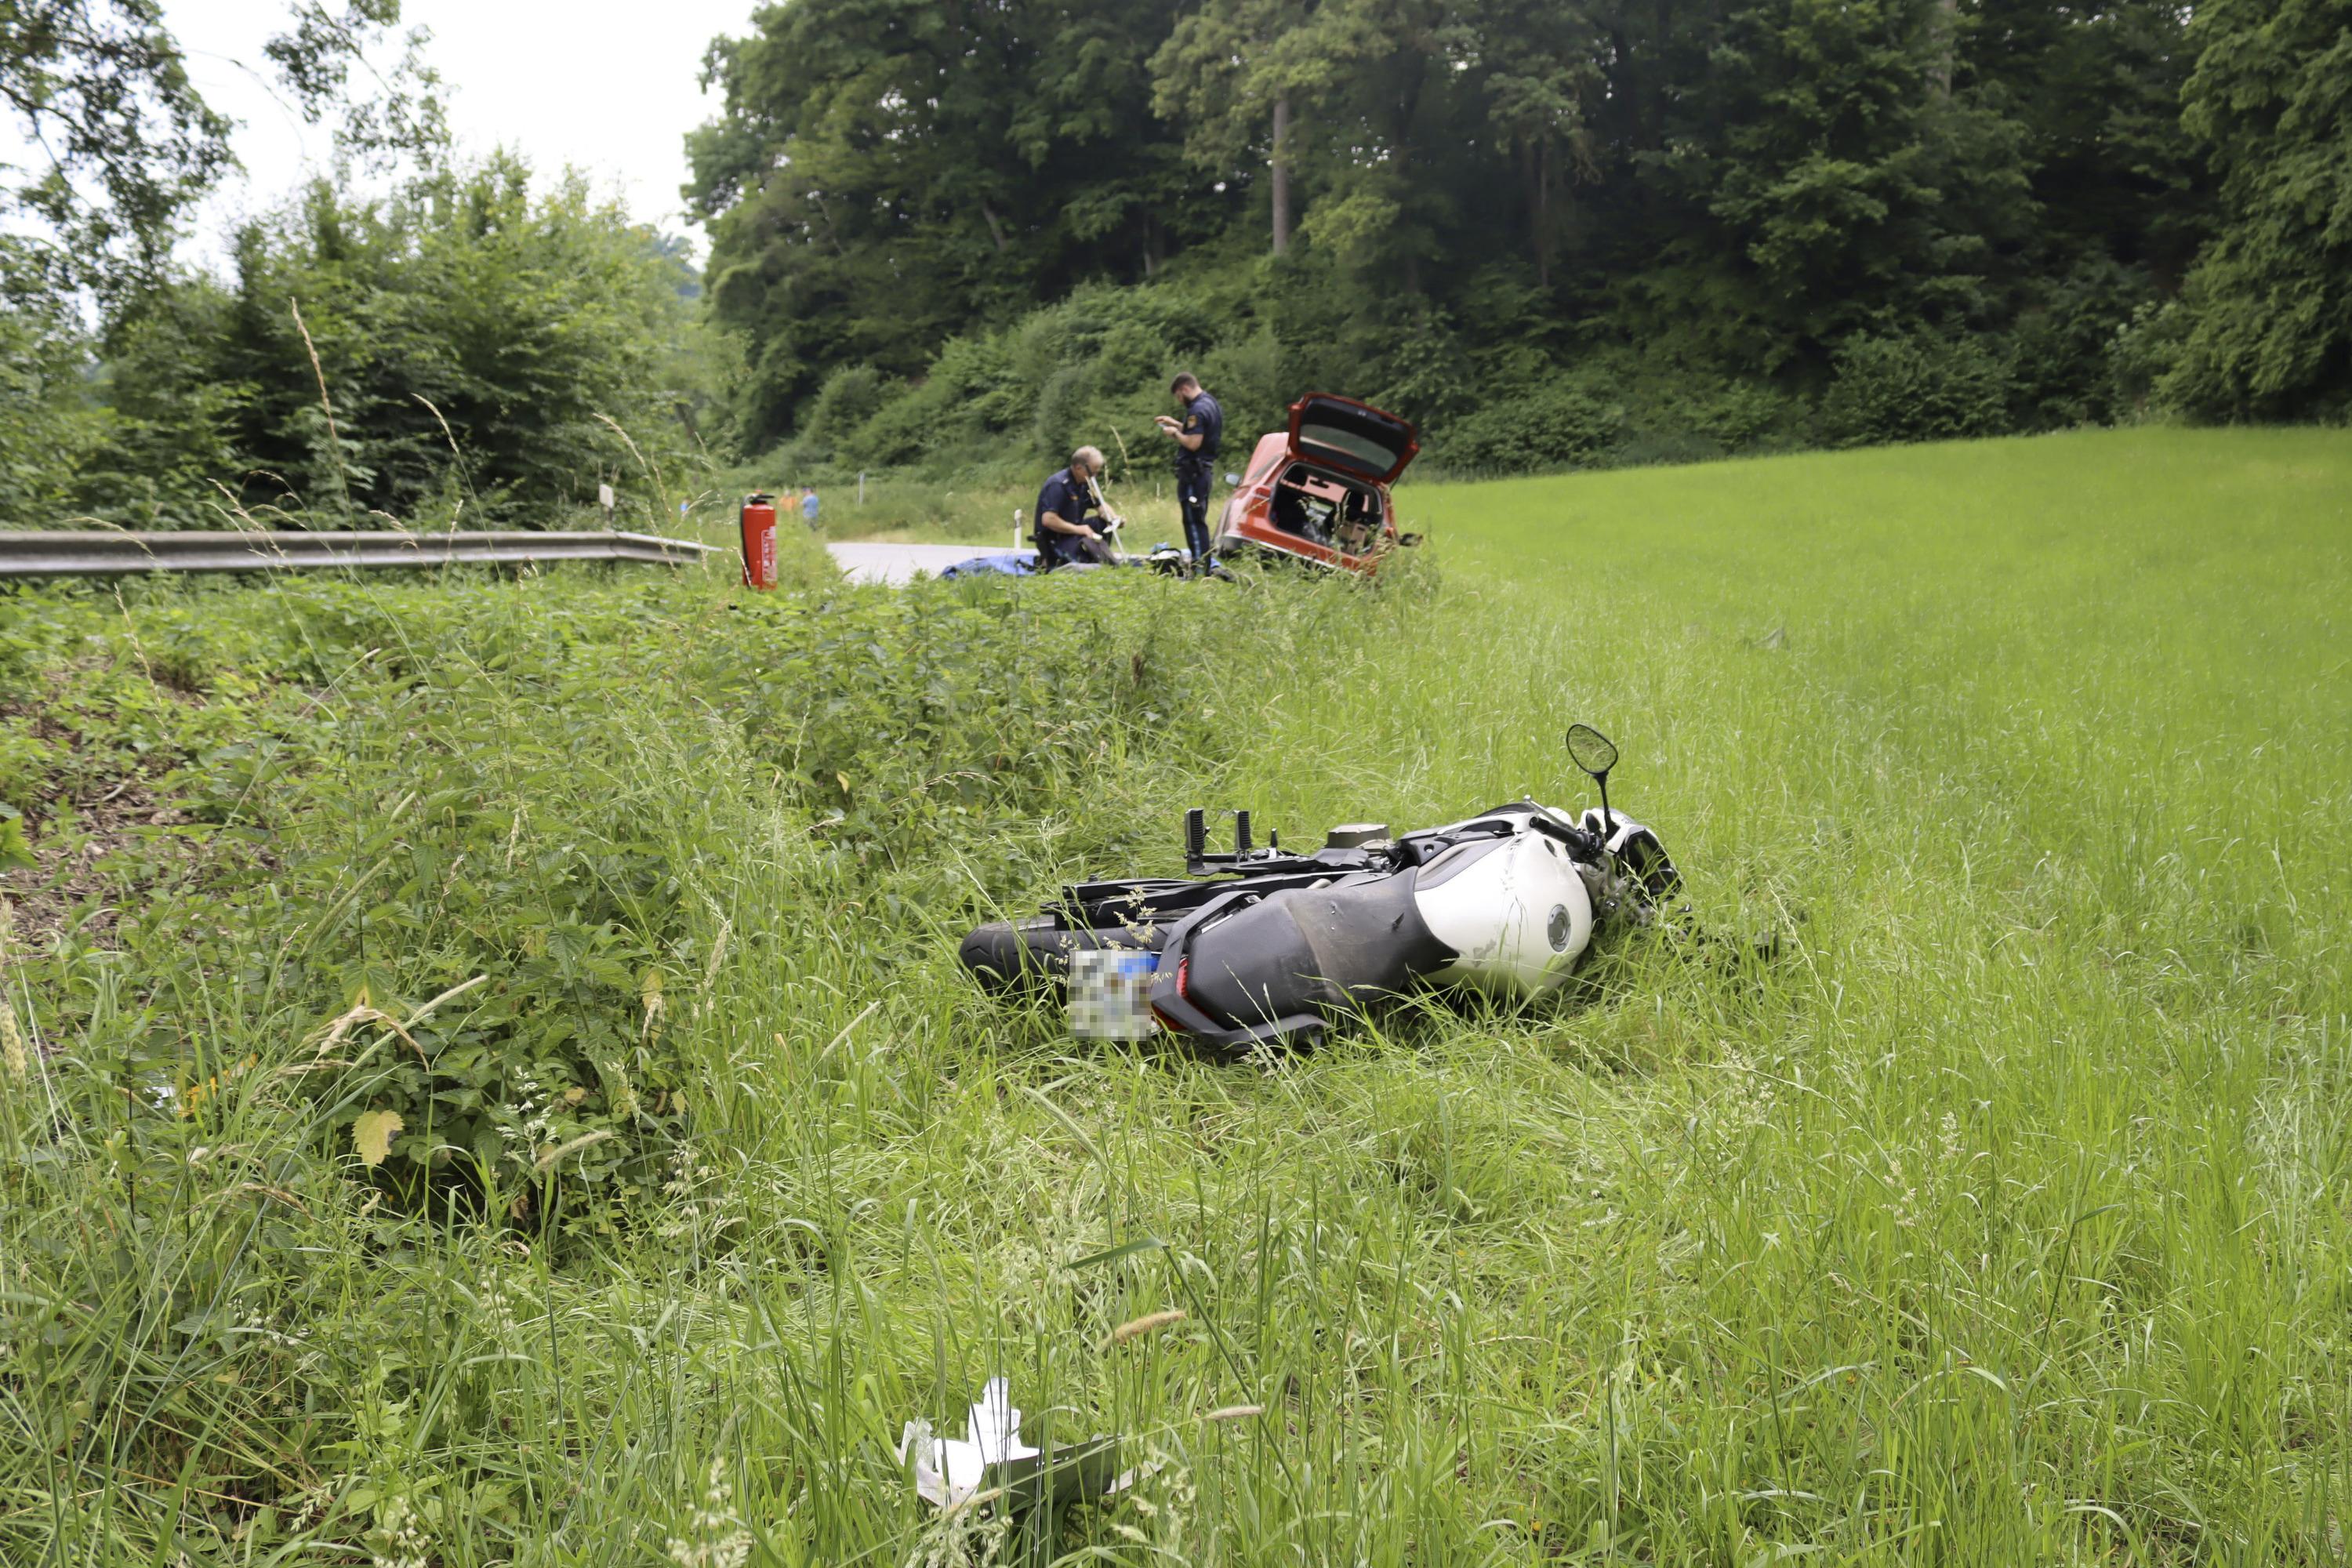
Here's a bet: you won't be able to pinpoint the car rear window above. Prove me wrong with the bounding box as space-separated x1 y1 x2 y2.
1299 420 1401 474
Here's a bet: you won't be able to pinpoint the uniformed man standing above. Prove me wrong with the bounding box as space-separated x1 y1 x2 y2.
1156 372 1222 569
1031 445 1123 572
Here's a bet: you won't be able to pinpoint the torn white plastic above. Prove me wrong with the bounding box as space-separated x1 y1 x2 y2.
897 1378 1149 1511
898 1377 1036 1508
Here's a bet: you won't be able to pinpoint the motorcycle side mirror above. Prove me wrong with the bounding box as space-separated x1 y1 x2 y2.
1566 723 1618 836
1397 532 1424 547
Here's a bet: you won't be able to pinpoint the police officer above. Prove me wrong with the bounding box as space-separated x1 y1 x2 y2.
1032 445 1123 572
1156 372 1222 568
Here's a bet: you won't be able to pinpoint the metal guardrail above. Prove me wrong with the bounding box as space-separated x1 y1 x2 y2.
0 529 725 579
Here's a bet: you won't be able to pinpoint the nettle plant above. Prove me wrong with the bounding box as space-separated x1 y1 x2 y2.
253 666 720 1232
10 548 1412 1245
111 561 1327 1236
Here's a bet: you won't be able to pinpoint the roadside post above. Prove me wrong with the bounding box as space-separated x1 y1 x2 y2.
739 492 779 590
598 482 615 528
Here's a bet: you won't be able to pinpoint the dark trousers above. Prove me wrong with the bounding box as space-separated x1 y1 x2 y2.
1036 531 1114 572
1177 466 1214 561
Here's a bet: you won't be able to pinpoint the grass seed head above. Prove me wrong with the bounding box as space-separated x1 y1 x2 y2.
1106 1308 1187 1347
0 1004 25 1080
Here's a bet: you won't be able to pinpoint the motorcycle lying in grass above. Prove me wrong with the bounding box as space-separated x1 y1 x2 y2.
959 725 1682 1053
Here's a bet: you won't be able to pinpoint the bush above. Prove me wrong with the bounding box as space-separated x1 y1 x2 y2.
0 286 111 521
2004 262 2158 431
2107 299 2192 421
793 364 895 463
8 158 719 530
1607 370 1796 464
1436 379 1624 474
1196 328 1287 456
752 284 1251 484
1819 332 2015 448
827 336 1016 470
1022 293 1209 469
5 551 1407 1240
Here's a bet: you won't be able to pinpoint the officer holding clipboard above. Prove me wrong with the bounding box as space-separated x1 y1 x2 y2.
1156 372 1222 570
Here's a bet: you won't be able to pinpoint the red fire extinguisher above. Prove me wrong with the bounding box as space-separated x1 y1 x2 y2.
739 492 779 590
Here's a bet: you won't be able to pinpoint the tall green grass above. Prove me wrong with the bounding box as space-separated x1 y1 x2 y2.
2 426 2347 1564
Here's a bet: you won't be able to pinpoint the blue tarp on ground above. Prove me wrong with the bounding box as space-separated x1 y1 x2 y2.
938 550 1040 579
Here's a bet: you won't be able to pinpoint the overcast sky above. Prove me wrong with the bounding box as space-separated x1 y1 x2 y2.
134 0 761 267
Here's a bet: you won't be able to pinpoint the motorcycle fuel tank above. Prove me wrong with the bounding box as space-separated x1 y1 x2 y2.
1409 821 1595 998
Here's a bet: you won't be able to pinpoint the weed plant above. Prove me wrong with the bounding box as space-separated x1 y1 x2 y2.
1 425 2347 1564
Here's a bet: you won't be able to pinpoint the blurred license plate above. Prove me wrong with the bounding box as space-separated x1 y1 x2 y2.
1069 949 1159 1040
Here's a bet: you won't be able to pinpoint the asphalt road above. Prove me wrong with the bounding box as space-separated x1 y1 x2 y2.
825 541 1009 585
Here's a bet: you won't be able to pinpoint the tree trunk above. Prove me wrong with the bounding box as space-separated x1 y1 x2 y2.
1653 0 1674 147
1526 138 1552 289
809 191 848 256
1270 95 1293 256
1931 0 1958 96
1392 57 1425 292
979 198 1009 254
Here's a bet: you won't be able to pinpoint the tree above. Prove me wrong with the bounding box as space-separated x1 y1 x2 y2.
1151 0 1335 255
1452 0 1604 288
1969 0 2209 286
0 2 426 301
2165 0 2352 419
689 0 1214 445
1602 0 2034 373
0 1 233 299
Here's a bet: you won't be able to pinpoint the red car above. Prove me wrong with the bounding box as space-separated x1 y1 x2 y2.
1212 393 1421 575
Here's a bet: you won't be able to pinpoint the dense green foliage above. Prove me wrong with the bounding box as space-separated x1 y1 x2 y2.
688 0 2306 471
3 159 724 528
5 427 2347 1560
689 0 2349 477
1 3 723 528
2163 0 2352 419
0 2 428 299
5 0 2344 517
203 162 713 524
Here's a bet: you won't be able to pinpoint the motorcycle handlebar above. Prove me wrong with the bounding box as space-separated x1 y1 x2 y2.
1526 814 1606 859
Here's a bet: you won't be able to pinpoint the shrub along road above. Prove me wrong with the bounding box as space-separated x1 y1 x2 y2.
1 426 2347 1563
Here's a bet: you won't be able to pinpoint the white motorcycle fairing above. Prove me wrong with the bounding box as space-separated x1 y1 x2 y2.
1409 808 1595 997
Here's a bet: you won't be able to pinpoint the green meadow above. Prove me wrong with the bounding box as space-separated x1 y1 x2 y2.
3 426 2348 1565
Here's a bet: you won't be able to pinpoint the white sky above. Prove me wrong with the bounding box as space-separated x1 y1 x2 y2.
53 0 763 270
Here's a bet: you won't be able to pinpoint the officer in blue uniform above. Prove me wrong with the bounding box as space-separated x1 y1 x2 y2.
1156 372 1222 568
1031 445 1123 572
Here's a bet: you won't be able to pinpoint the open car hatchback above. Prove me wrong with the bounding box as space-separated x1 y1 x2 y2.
1213 393 1421 575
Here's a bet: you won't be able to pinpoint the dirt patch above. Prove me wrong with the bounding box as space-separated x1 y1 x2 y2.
2 779 201 956
1 662 229 957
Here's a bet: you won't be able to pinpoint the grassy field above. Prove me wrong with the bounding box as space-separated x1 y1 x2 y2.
2 426 2347 1565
